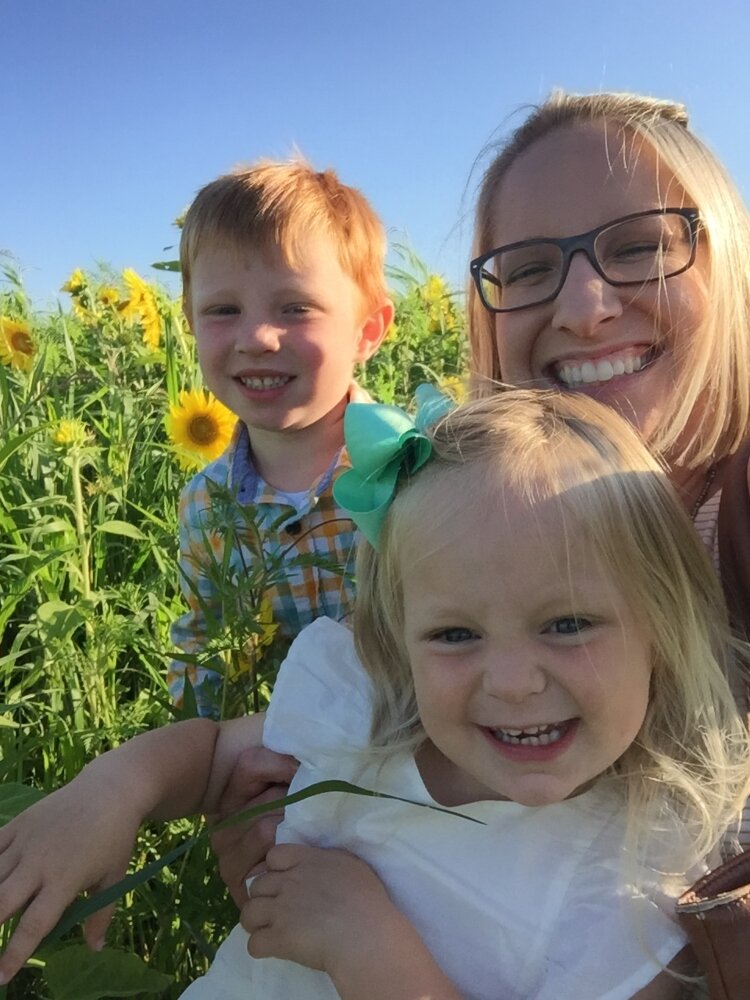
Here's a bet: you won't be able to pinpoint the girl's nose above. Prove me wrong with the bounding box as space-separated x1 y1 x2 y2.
482 650 547 704
550 253 623 339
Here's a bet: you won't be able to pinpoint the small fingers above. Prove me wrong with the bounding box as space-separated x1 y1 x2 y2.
214 813 285 908
83 901 116 953
241 896 276 936
218 748 298 819
0 889 69 983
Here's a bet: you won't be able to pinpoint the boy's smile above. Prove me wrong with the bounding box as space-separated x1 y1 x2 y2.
188 235 391 486
402 474 653 809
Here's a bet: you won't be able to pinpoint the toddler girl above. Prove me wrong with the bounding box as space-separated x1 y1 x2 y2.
1 389 748 999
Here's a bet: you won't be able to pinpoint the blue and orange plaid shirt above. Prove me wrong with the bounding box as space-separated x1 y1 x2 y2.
168 418 361 717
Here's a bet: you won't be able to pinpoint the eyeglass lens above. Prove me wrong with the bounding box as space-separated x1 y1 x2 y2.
478 211 695 312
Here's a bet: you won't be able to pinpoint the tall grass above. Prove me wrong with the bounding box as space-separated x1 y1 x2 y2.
0 255 466 998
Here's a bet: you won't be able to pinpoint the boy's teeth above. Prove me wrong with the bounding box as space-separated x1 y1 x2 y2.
493 723 564 747
557 352 645 387
240 375 290 389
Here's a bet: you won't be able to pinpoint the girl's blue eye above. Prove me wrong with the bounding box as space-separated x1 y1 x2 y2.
432 627 476 644
547 616 591 636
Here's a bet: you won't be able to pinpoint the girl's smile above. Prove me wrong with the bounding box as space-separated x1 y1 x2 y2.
402 473 653 809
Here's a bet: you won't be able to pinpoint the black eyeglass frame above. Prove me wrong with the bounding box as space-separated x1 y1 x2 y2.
470 207 701 314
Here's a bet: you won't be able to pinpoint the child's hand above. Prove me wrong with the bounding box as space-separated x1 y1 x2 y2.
210 746 298 907
0 769 141 984
241 843 401 975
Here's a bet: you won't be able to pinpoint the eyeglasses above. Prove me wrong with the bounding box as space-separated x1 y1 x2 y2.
470 208 701 314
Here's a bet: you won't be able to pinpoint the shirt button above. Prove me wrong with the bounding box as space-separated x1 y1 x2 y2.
286 521 302 536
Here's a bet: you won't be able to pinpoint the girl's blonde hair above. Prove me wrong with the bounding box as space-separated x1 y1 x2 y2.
469 90 750 468
354 389 749 870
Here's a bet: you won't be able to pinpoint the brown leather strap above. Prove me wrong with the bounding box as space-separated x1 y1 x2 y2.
718 439 750 640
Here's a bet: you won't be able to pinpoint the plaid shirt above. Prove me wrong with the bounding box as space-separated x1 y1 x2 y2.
168 419 360 717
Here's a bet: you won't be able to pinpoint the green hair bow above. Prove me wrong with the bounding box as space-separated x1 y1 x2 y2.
333 383 455 548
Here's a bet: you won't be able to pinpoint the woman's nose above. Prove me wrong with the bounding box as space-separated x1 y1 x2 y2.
550 252 623 339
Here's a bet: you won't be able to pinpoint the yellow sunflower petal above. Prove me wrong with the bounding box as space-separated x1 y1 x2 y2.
61 268 86 294
97 286 120 308
52 418 89 448
0 317 36 371
166 389 236 467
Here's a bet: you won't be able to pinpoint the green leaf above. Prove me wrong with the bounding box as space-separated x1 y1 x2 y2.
95 520 147 540
0 424 46 473
42 780 483 948
0 783 46 823
150 260 181 272
35 601 87 641
43 944 171 999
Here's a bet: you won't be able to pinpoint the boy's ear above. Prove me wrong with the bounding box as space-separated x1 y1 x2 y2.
356 298 395 362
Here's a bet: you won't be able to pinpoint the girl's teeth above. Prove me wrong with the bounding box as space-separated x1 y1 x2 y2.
493 723 564 746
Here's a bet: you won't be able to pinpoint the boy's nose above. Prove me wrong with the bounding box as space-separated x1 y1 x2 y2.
550 253 623 339
235 320 281 354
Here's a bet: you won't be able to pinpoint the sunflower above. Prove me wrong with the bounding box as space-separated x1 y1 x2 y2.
97 286 120 308
0 317 36 371
120 268 149 315
52 418 89 448
166 389 236 470
140 297 162 351
61 269 86 294
121 269 162 349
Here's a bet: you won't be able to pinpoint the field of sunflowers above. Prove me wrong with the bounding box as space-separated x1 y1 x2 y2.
0 250 467 998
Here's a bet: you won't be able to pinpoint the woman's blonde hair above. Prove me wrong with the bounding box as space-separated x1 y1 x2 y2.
180 156 387 322
354 389 749 870
469 90 750 467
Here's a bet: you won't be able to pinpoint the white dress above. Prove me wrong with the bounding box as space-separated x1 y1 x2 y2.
181 617 687 1000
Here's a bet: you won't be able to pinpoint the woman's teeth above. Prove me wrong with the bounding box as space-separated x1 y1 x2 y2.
556 352 648 387
492 723 564 746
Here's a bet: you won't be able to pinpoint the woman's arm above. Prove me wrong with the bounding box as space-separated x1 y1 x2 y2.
0 713 266 983
210 744 299 907
630 947 697 999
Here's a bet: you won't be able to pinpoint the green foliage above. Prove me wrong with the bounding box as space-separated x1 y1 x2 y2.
0 255 467 997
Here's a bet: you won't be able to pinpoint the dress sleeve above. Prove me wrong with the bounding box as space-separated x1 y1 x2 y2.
262 617 374 765
533 820 688 1000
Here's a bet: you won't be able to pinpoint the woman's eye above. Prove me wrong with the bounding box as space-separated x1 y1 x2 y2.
503 261 555 287
611 241 660 262
546 616 592 636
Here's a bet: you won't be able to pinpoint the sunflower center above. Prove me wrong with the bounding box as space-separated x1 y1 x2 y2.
11 332 34 355
188 414 219 445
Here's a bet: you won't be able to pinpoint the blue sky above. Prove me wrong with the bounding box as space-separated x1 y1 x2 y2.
6 0 750 309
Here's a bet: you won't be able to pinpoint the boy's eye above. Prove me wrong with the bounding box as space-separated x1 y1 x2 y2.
205 304 239 316
282 303 312 315
430 626 477 644
545 616 592 636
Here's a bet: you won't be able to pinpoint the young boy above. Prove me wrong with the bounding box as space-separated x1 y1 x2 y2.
167 159 393 717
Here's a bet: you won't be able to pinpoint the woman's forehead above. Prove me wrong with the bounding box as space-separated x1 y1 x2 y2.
490 122 686 245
